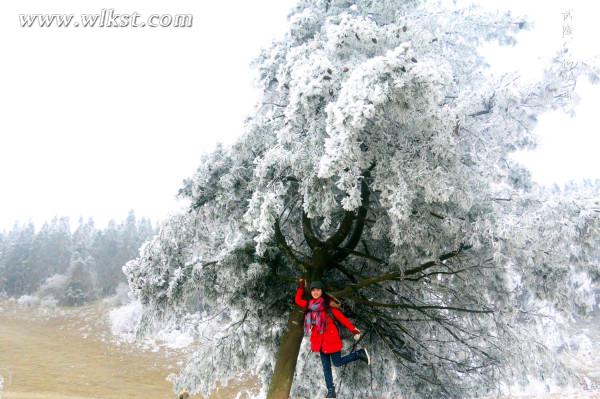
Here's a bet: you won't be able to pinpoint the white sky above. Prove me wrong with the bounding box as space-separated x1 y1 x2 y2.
470 0 600 186
0 0 296 231
0 0 599 232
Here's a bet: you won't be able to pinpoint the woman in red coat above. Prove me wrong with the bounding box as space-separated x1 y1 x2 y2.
295 278 370 398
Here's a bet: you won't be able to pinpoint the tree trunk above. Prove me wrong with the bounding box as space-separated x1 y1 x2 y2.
266 307 305 399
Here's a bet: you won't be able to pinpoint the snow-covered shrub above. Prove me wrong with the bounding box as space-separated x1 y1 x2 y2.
109 300 144 340
17 294 40 308
37 273 69 299
39 296 58 308
103 282 133 307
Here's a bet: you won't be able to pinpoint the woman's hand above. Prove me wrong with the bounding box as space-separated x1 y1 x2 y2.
352 328 361 341
298 278 306 289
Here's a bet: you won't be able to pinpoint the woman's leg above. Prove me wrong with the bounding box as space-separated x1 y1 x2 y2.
319 350 336 393
330 350 360 367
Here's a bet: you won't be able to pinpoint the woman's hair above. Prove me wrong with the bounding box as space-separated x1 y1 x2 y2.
322 291 334 311
327 293 342 309
323 291 330 310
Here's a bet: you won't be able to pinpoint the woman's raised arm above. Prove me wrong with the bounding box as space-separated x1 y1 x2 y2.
295 278 308 310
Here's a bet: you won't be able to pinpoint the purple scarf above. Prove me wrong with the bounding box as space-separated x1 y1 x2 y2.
304 297 327 335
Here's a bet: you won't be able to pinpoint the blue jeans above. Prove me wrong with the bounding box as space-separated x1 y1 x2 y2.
319 349 361 392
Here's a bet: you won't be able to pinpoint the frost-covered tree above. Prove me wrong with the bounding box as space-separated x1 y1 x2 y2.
93 212 157 296
61 218 100 304
0 214 156 300
59 253 92 306
0 218 72 297
123 1 600 398
0 222 36 296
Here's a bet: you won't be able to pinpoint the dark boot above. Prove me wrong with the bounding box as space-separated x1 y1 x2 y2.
357 348 371 365
324 389 337 398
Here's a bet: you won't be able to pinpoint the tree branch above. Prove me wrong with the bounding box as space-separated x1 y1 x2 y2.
274 218 310 271
349 298 494 314
402 264 492 282
332 262 360 283
331 247 387 264
324 210 355 249
403 244 471 276
302 210 324 250
331 244 471 297
331 166 374 263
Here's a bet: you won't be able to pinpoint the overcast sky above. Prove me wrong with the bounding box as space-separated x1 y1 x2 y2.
0 0 598 232
0 0 296 231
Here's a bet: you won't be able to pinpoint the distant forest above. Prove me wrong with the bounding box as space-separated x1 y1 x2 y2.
0 211 157 305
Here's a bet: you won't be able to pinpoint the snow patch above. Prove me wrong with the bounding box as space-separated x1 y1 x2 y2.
155 328 194 350
17 295 39 308
0 368 11 398
40 296 58 308
108 301 194 350
496 378 586 397
108 300 143 339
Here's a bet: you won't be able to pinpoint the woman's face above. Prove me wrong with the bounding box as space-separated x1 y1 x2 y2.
311 288 323 299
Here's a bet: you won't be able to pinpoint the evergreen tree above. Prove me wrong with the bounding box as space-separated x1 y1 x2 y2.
26 217 73 292
0 213 155 302
62 251 96 306
0 222 36 296
93 212 157 296
124 1 600 398
0 0 593 396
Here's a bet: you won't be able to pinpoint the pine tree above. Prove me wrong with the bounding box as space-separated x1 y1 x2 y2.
0 222 37 296
123 1 600 398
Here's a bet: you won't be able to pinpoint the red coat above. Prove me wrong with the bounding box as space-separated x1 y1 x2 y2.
295 287 358 354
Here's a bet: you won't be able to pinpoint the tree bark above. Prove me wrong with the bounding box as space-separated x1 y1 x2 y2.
266 199 354 397
266 307 305 399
